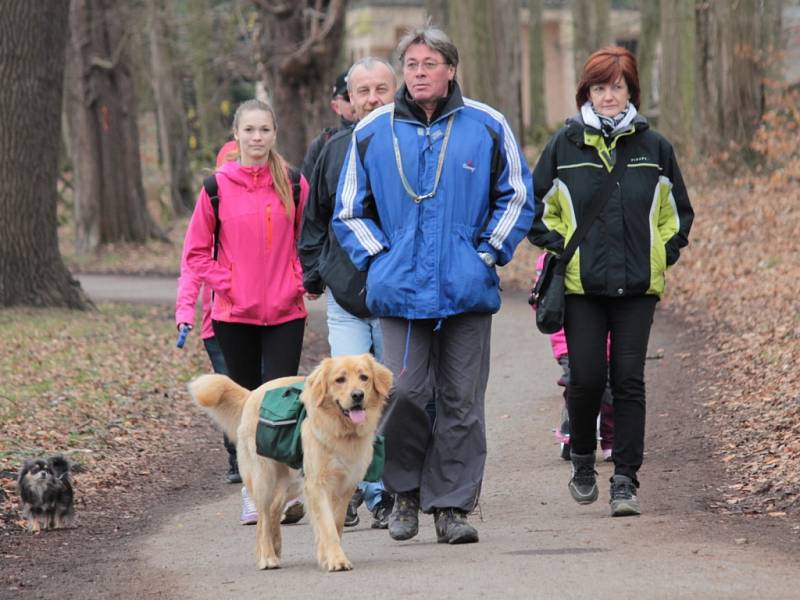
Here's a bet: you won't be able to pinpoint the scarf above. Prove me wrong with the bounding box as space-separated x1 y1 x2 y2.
581 101 637 138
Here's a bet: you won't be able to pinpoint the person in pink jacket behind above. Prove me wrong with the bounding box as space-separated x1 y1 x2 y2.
176 142 238 484
534 254 614 462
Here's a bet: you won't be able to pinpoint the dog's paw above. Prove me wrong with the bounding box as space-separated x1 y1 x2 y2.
323 554 353 572
257 555 281 570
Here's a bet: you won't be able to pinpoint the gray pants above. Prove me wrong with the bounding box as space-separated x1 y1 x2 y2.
379 313 492 513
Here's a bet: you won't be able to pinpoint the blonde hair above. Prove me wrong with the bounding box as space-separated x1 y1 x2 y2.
231 99 293 219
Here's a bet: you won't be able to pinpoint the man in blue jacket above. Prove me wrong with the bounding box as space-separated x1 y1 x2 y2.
333 26 534 545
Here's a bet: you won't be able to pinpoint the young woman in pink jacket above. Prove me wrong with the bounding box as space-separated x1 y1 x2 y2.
182 99 309 394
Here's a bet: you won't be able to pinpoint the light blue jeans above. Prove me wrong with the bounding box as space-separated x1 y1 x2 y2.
326 292 385 509
326 293 383 361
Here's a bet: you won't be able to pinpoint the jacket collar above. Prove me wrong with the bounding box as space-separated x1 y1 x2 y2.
564 110 649 147
394 81 464 125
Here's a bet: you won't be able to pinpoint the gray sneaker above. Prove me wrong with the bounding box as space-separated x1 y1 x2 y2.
345 489 363 527
388 491 420 541
568 452 599 504
434 508 479 544
610 475 641 516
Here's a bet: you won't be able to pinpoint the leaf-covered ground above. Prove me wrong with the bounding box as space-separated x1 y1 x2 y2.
0 304 326 533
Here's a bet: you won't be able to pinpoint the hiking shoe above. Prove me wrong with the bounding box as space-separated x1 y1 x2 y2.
226 463 242 484
610 475 641 517
568 452 599 504
240 486 257 525
281 497 305 524
388 491 420 541
370 494 395 529
434 508 479 544
345 489 363 527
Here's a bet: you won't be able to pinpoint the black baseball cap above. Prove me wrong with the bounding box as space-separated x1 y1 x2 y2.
331 71 349 99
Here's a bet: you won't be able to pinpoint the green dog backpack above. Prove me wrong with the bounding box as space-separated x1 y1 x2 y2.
254 382 384 481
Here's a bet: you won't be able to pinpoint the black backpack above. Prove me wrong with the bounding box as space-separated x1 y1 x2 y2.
203 166 302 260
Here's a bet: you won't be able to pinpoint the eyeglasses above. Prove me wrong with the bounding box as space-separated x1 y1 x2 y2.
403 61 448 72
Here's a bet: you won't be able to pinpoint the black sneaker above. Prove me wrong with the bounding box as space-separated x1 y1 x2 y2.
568 452 598 504
388 491 420 541
345 489 363 527
434 508 479 544
370 494 394 529
225 463 242 484
610 475 641 517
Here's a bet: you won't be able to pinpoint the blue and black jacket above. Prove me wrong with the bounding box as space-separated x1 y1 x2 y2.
332 82 534 319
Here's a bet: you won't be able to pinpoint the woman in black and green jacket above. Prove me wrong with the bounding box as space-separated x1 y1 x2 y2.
528 47 693 516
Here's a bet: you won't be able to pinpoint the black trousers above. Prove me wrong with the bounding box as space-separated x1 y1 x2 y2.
563 295 657 484
212 318 305 391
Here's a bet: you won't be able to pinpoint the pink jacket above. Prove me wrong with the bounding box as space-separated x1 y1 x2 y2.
175 141 241 339
175 254 214 339
183 159 309 327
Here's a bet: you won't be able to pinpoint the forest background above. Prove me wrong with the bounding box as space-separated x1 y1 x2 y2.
1 0 798 533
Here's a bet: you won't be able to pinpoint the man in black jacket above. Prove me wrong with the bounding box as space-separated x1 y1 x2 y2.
298 56 397 529
300 71 356 180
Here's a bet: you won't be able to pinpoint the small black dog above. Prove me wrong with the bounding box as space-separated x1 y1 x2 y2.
16 455 74 532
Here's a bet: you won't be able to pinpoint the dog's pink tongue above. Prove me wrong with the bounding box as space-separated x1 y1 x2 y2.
349 408 367 424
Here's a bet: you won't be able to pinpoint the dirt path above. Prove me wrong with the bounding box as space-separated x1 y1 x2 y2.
4 284 799 599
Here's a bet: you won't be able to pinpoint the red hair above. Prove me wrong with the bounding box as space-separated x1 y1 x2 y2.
576 47 640 110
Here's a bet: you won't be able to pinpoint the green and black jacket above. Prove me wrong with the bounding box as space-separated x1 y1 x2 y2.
528 114 693 297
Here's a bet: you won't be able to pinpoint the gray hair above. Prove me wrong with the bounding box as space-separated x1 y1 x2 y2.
395 25 459 68
346 57 397 93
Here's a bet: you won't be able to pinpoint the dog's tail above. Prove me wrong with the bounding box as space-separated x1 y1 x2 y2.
188 374 250 443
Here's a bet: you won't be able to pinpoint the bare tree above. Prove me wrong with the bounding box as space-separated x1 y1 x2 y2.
696 0 783 161
65 0 165 253
527 0 548 144
658 0 695 158
252 0 348 166
425 0 450 30
149 0 194 216
572 0 611 76
636 0 659 115
438 0 524 139
0 1 90 308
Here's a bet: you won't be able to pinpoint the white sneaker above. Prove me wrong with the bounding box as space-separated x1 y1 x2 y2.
240 486 257 525
602 448 613 462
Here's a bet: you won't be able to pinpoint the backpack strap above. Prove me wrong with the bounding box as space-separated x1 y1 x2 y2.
202 174 221 260
204 168 299 261
288 166 301 208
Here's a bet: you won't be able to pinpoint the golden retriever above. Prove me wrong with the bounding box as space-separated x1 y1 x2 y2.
188 353 392 572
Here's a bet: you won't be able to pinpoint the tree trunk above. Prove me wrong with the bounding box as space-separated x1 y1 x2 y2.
0 1 90 308
253 0 347 166
66 0 165 253
527 0 548 144
449 0 494 101
572 0 611 76
696 0 782 161
636 0 659 116
490 0 523 138
658 0 695 159
149 0 193 217
425 0 450 30
445 0 524 139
